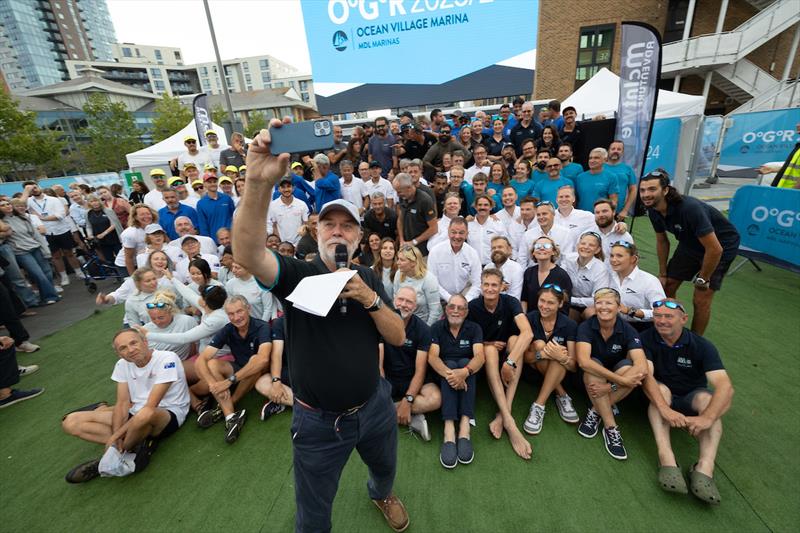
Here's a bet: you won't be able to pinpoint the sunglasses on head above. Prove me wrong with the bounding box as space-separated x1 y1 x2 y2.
536 201 554 208
542 283 563 293
653 300 686 313
581 231 602 241
594 287 621 297
533 242 553 250
612 240 633 249
146 302 167 309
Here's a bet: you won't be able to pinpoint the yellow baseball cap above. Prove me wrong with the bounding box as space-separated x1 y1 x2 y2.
224 166 238 174
219 176 233 184
291 162 303 170
204 130 217 137
150 168 166 177
168 177 184 186
204 162 217 171
191 179 204 188
238 165 246 172
184 135 198 143
183 161 197 169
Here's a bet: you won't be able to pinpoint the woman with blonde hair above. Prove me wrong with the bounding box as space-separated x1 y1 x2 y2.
141 289 198 362
115 203 159 275
123 267 159 326
393 244 442 325
561 231 611 321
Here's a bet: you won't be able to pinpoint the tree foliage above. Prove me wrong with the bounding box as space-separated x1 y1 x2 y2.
151 93 192 142
211 103 228 125
245 111 267 138
80 93 143 172
0 91 67 179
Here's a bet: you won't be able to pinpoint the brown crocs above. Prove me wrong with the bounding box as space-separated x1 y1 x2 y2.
658 464 688 494
689 464 721 505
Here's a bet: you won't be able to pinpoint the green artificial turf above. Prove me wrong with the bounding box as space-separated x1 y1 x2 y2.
1 224 798 532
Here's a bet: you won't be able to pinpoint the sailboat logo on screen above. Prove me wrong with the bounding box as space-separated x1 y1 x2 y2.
332 30 348 51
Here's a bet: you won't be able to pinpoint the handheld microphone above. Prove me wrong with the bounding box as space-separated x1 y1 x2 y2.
334 244 349 315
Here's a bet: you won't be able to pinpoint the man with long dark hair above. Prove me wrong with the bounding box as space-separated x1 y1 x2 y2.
639 170 740 335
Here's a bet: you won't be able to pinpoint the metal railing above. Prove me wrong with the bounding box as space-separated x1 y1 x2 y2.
730 79 800 113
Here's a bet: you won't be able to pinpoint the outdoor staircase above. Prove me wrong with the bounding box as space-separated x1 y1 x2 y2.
662 0 799 106
730 79 800 113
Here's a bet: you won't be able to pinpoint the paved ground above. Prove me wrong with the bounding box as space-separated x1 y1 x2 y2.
689 175 758 212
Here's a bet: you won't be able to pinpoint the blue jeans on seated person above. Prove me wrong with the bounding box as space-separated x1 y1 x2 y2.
15 248 59 303
440 357 477 421
291 377 397 533
0 244 38 307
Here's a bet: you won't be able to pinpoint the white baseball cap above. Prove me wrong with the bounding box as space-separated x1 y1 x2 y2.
317 199 360 224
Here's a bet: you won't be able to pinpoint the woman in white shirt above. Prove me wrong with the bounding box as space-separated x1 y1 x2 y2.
562 231 611 322
123 268 159 326
393 244 442 325
608 241 666 332
136 270 230 355
141 289 198 363
96 250 176 307
115 204 158 275
225 262 279 321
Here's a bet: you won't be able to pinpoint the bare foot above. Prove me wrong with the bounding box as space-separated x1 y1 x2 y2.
507 426 532 460
489 414 504 439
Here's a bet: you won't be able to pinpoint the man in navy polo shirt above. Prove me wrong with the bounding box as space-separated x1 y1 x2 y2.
509 102 543 156
576 288 648 460
382 287 441 442
639 170 740 335
428 294 485 469
467 269 532 460
192 296 271 444
641 299 734 504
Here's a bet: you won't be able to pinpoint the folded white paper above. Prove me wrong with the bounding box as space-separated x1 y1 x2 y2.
286 270 357 317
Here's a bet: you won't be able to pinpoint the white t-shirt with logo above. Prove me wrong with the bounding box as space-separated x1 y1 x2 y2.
110 349 190 425
115 227 147 267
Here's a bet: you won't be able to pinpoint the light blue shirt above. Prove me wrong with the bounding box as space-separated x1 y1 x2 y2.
605 162 638 213
533 176 575 205
575 169 619 211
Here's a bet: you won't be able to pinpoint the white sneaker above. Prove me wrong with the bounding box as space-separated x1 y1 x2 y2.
409 414 430 441
54 286 64 293
555 394 580 424
18 364 39 376
523 403 545 435
75 271 88 280
59 273 70 286
16 341 40 353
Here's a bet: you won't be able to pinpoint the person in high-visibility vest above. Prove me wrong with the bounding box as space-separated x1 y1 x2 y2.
759 122 800 189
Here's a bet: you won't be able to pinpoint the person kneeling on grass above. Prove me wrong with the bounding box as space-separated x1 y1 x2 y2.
523 285 579 436
61 329 189 483
576 288 648 460
380 287 442 441
254 315 294 421
428 294 485 469
641 299 734 504
182 295 271 444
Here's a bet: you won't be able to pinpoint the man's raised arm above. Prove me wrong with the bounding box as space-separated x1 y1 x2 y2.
233 120 291 287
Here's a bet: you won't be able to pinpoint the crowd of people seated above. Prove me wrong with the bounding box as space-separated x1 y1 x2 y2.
0 103 737 508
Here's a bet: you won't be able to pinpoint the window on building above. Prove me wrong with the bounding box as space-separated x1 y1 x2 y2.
301 92 310 103
135 48 141 57
261 72 271 83
245 74 251 83
575 24 615 89
174 51 181 61
155 49 162 60
299 80 308 91
199 66 208 76
273 81 284 88
242 63 249 71
122 47 132 57
150 68 162 79
154 80 165 90
259 59 269 69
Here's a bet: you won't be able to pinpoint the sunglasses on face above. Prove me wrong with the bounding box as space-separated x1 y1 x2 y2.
446 304 467 311
542 283 563 293
186 141 196 145
653 300 686 313
193 186 204 191
146 302 167 309
533 242 553 250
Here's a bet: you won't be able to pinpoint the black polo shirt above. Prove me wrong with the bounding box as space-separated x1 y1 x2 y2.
648 196 740 256
403 132 437 161
259 252 391 411
520 265 573 312
558 125 584 157
468 294 523 342
576 315 642 368
269 316 289 369
383 314 431 381
640 327 724 396
485 135 508 157
399 188 436 251
362 208 398 240
209 318 271 369
510 120 543 156
527 310 577 346
431 319 483 361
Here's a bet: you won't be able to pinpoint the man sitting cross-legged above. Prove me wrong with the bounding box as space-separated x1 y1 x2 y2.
61 329 189 483
641 299 734 504
381 286 442 441
181 295 270 444
255 315 294 421
467 268 533 460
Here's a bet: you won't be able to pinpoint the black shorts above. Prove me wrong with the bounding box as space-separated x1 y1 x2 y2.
669 387 712 416
46 231 76 252
128 409 180 440
591 356 632 372
667 243 737 291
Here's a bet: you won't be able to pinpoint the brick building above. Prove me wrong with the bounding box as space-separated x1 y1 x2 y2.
534 0 800 114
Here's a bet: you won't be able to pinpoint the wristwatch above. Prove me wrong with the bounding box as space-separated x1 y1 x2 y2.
365 293 383 312
535 351 543 361
412 239 418 246
228 374 238 385
693 276 710 289
271 377 281 383
610 382 618 392
627 308 638 318
404 394 415 404
505 359 517 369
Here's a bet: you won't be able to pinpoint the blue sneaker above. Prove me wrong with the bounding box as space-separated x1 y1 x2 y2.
0 388 44 409
456 438 474 464
578 407 601 438
603 426 628 460
440 441 457 469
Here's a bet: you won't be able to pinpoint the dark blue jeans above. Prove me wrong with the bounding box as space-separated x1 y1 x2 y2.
440 357 477 421
0 244 38 308
15 248 59 303
291 378 397 533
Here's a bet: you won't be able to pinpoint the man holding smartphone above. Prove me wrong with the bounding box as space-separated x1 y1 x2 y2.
234 123 409 533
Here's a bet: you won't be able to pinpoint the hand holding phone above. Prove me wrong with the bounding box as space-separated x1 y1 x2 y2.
269 120 335 156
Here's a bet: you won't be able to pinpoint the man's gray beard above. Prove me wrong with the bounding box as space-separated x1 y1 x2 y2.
318 235 359 265
447 317 465 328
399 309 413 320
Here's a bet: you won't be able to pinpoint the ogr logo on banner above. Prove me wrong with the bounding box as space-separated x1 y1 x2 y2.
751 206 800 228
741 130 795 143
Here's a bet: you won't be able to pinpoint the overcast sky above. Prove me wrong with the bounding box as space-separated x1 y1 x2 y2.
107 0 313 72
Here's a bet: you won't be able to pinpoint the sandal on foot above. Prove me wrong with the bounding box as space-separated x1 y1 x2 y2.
689 464 721 505
658 464 688 494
